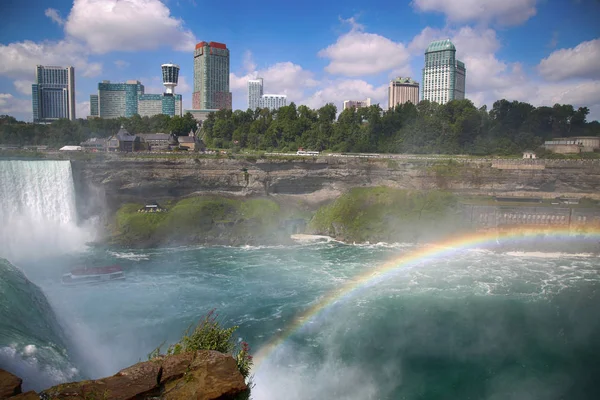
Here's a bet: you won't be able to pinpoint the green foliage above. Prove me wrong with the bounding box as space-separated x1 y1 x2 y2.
2 99 599 155
150 309 253 380
309 187 466 242
112 196 295 246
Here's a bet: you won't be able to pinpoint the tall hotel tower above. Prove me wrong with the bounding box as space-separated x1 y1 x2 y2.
422 39 466 104
32 65 75 123
388 77 419 109
248 78 263 110
192 41 232 110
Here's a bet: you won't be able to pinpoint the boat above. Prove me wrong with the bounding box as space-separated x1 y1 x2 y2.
62 265 125 286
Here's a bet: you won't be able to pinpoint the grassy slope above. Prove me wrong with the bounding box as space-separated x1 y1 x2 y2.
111 196 305 247
308 187 468 243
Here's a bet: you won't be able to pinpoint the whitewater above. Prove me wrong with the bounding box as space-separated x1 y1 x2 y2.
1 160 599 399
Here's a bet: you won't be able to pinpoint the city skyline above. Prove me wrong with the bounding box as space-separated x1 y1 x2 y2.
1 0 600 122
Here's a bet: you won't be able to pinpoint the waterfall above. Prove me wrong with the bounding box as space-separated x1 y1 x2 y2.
0 160 93 262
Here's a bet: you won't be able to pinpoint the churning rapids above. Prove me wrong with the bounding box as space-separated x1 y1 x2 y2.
0 160 599 399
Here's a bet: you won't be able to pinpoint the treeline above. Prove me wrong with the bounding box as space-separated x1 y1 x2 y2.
1 99 599 154
202 99 600 155
0 113 197 147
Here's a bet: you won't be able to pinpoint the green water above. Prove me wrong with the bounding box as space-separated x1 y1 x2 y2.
2 243 600 398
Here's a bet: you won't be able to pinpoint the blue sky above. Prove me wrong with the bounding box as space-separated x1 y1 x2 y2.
1 0 599 122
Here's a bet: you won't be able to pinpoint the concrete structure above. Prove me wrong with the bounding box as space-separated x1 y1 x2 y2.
248 78 263 110
343 98 371 110
32 65 75 123
89 94 99 117
544 139 582 154
98 80 145 119
553 137 600 152
523 151 536 159
261 94 287 111
388 77 419 109
422 39 466 104
138 94 183 117
192 41 231 110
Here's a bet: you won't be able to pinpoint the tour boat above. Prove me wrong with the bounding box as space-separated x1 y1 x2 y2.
62 265 125 286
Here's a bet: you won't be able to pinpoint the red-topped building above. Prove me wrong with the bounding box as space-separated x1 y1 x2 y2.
192 41 232 110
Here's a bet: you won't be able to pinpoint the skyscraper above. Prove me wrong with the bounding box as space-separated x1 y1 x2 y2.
97 80 145 119
192 41 232 110
261 94 287 111
89 94 99 117
31 65 75 123
248 78 263 110
422 39 466 105
388 77 419 109
343 98 371 110
136 63 183 117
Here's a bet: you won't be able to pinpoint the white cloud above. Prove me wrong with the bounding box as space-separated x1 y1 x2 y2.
114 60 130 69
64 0 196 54
230 61 318 108
318 22 411 77
411 0 537 26
177 75 191 93
0 93 32 115
45 8 65 25
0 40 102 79
303 79 388 111
13 80 32 95
77 100 90 119
538 38 600 81
407 26 600 121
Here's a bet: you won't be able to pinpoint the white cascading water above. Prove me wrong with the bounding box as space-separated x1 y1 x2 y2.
0 160 93 262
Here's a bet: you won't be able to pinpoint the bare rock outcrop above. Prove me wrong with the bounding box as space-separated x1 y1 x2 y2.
14 350 249 400
0 369 22 399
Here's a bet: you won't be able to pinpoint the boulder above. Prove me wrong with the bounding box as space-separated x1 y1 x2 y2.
0 369 22 398
162 350 248 400
40 350 247 400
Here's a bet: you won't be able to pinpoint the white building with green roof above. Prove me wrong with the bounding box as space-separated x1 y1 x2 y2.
422 39 466 105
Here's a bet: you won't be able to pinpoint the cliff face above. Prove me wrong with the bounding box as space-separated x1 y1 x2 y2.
0 350 248 400
71 155 600 218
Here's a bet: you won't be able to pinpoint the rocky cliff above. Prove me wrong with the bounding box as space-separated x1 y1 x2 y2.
0 350 248 400
71 155 600 220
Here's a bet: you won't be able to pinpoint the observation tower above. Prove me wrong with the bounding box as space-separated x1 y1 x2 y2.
161 63 180 95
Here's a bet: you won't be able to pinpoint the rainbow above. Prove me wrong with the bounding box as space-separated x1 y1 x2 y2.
253 227 600 367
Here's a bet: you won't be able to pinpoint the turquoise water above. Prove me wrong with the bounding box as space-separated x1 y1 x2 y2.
4 243 600 398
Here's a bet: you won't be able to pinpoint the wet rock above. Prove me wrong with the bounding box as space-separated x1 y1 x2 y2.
0 369 22 398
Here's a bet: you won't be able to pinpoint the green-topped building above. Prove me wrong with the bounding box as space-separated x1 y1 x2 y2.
422 39 466 104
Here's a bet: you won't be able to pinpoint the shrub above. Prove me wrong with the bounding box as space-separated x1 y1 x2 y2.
150 309 253 379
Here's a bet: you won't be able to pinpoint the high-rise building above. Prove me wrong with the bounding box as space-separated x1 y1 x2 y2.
90 94 99 117
31 65 75 123
343 98 371 110
248 78 264 110
388 77 419 109
422 39 466 104
97 80 145 119
138 94 182 117
192 41 231 110
261 94 287 111
137 63 182 117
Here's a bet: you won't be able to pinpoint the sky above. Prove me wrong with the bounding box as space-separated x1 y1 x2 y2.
1 0 600 122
